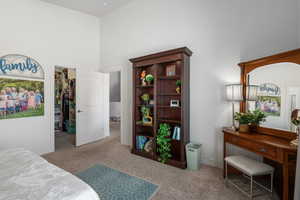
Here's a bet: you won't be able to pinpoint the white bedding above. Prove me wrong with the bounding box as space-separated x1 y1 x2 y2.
0 149 100 200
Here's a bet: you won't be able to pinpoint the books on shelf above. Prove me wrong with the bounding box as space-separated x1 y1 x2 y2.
172 126 181 140
136 136 148 150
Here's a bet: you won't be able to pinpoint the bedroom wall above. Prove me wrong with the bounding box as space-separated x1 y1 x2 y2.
0 0 100 154
99 0 299 167
298 0 300 46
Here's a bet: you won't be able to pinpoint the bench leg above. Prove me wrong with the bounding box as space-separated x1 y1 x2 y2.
250 175 253 200
270 172 273 197
225 160 228 186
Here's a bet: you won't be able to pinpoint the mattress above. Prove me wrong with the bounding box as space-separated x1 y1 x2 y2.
0 148 100 200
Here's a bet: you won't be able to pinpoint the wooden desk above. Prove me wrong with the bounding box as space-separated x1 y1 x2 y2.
223 128 297 200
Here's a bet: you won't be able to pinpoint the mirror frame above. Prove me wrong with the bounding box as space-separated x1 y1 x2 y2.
238 48 300 140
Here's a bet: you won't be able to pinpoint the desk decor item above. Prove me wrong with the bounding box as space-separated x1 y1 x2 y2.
234 112 251 132
234 110 266 133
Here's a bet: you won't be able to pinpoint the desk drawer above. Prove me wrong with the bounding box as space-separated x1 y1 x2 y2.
226 134 277 160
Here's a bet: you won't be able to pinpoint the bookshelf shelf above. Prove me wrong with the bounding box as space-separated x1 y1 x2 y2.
157 93 181 96
158 119 181 124
136 132 154 138
136 85 154 88
157 76 180 80
157 106 181 109
130 47 192 169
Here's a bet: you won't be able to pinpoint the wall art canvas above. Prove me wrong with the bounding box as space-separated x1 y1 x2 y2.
0 54 45 120
0 78 44 120
255 83 281 116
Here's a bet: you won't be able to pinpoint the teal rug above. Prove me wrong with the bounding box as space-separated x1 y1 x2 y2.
77 164 159 200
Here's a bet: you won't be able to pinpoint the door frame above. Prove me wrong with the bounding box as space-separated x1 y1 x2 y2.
101 66 125 143
53 66 77 151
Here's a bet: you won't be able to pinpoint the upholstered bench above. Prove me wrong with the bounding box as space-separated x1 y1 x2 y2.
225 155 274 199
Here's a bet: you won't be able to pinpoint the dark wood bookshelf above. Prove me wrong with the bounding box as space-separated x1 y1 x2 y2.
157 76 180 80
130 47 192 169
157 93 181 96
136 85 154 88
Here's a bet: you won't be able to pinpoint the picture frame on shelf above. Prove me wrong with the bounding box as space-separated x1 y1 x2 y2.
170 100 180 107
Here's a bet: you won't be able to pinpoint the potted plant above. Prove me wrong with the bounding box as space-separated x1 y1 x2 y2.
249 110 266 132
145 74 154 85
141 93 150 105
156 123 172 163
176 80 181 94
234 112 252 132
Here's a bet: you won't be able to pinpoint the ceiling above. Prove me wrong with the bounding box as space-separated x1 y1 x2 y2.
41 0 133 17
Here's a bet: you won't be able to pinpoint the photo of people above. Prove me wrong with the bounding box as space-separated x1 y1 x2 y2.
255 96 281 116
255 83 281 117
0 78 44 120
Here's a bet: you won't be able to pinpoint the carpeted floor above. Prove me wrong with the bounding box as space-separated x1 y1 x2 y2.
43 124 275 200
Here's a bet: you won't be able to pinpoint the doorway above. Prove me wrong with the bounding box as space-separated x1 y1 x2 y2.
54 66 76 151
109 70 121 140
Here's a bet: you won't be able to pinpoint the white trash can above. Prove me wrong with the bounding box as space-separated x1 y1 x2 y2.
186 143 201 170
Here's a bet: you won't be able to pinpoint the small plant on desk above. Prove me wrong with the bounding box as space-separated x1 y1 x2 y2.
234 112 252 133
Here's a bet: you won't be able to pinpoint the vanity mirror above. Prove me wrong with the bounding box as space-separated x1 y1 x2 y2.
247 63 300 131
239 49 300 140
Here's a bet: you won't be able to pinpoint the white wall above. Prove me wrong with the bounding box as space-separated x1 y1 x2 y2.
0 0 100 154
299 0 300 47
100 0 298 167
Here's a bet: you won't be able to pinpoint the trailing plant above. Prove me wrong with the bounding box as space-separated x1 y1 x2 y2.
176 80 181 87
156 123 172 163
234 112 252 125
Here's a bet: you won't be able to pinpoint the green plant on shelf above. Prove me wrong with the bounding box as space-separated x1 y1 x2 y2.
141 93 150 104
176 80 181 94
145 74 154 85
156 123 172 163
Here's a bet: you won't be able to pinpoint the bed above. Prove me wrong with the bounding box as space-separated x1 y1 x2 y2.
0 148 100 200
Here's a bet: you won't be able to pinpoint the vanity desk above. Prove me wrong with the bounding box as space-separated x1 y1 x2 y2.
223 128 297 200
224 49 300 200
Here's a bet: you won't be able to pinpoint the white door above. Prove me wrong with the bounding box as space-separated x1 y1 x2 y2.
76 71 109 146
